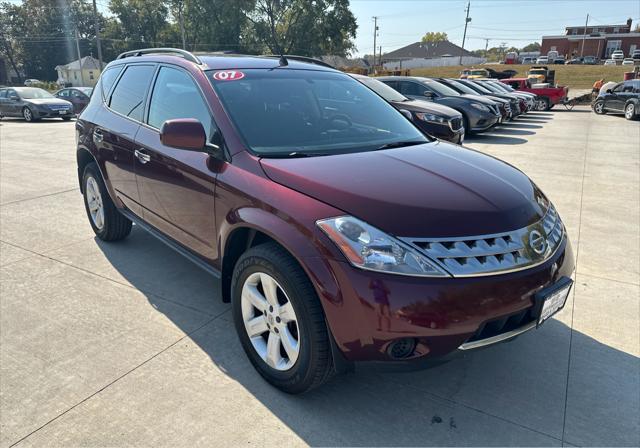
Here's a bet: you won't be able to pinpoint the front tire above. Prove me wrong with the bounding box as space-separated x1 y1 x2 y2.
625 103 637 120
231 242 334 394
593 100 606 115
82 162 132 241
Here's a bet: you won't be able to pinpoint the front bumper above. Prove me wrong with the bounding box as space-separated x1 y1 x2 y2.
34 108 74 118
470 112 501 132
319 237 574 366
416 120 464 144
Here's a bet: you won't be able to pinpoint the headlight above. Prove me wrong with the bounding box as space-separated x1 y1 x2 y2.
414 112 447 124
470 103 489 112
317 216 449 277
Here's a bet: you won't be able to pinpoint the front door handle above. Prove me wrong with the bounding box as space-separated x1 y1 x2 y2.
93 128 104 144
135 149 151 164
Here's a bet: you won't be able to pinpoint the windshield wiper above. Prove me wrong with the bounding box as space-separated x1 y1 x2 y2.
263 151 332 158
375 140 426 151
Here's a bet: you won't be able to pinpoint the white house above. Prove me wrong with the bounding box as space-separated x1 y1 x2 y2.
55 56 105 87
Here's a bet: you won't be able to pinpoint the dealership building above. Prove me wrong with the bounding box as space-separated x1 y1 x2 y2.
541 18 640 59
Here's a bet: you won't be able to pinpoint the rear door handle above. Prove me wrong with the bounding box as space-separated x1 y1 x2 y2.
135 149 151 164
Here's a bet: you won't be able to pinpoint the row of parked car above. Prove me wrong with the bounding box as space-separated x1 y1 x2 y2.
0 86 93 121
351 75 540 144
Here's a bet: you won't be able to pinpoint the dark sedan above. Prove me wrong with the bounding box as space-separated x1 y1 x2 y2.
54 87 93 114
435 77 514 121
0 87 74 121
378 76 501 133
352 74 464 143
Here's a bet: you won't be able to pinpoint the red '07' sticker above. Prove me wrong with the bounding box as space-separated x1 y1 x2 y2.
213 70 245 81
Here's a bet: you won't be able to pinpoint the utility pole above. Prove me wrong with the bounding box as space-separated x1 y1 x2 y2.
92 0 103 70
372 16 379 70
379 45 382 71
484 38 490 55
74 27 85 87
177 0 187 50
459 1 471 65
580 13 589 58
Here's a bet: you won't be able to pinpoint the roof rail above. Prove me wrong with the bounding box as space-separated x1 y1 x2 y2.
116 48 202 64
262 55 335 69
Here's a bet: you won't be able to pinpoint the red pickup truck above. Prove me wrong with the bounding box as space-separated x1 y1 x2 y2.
500 78 568 111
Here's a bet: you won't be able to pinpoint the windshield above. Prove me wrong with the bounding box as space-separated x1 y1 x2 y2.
488 82 510 92
446 80 479 95
468 81 493 94
478 82 502 93
357 76 407 102
14 87 54 99
208 69 427 156
424 80 460 96
470 70 486 76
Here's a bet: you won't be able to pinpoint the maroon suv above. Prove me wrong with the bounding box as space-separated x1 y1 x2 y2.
76 49 574 393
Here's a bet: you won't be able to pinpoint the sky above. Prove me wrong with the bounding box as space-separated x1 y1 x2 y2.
350 0 640 55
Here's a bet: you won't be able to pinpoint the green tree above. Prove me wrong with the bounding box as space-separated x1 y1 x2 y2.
521 42 541 52
421 32 448 43
247 0 357 56
108 0 170 47
0 0 98 81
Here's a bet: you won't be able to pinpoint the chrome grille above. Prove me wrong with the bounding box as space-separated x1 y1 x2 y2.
49 104 69 111
449 117 462 131
402 205 565 277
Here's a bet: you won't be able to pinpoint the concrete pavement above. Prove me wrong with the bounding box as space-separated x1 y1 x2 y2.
0 107 638 446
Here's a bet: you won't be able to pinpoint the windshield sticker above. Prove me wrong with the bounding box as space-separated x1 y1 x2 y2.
213 71 245 81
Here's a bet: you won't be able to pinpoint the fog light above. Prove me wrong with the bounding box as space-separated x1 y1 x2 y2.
387 338 416 359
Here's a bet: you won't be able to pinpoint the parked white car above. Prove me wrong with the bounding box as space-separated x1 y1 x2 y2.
611 50 624 61
536 56 549 64
604 59 617 66
23 79 40 86
622 58 635 66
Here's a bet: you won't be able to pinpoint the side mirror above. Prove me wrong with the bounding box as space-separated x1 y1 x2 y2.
606 89 612 93
423 90 435 99
9 96 19 102
398 109 413 120
160 118 206 151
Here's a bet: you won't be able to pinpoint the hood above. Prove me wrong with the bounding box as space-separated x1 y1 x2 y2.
259 142 547 238
25 98 72 107
391 98 461 118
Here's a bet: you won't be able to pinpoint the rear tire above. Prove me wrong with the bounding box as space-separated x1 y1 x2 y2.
625 103 637 120
82 162 132 241
22 107 37 122
537 97 550 111
231 242 334 394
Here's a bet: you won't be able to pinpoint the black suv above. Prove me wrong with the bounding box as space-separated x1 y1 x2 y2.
593 79 640 120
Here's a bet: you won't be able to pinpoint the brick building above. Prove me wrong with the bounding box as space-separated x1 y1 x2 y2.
541 18 640 59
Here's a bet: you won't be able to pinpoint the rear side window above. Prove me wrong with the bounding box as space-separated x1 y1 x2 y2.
147 66 214 139
108 65 155 121
99 66 123 101
0 90 6 99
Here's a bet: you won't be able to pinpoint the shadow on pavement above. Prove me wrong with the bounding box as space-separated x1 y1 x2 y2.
465 134 529 145
502 122 543 129
96 229 639 447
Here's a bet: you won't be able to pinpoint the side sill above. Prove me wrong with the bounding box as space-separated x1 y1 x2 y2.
120 209 221 279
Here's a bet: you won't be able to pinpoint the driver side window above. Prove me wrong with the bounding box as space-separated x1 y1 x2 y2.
147 66 216 141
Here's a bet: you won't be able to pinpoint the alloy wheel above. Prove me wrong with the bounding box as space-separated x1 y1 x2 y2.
240 272 300 371
594 102 604 114
23 108 32 122
625 104 635 119
85 176 105 230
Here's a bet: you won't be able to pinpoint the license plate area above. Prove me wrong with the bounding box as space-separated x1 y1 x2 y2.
533 277 573 327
